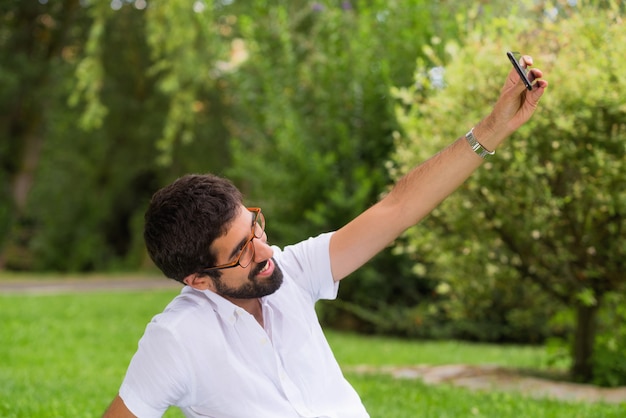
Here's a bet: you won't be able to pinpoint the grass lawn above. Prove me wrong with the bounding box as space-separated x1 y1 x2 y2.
0 287 624 417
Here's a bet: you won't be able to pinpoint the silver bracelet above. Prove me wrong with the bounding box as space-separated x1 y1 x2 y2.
465 128 495 159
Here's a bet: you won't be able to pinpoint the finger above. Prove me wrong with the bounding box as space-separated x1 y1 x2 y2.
528 68 542 83
521 55 533 69
505 67 530 93
533 79 549 92
528 78 548 102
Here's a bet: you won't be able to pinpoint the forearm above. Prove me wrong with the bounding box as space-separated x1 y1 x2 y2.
330 124 495 281
330 55 547 281
385 121 497 230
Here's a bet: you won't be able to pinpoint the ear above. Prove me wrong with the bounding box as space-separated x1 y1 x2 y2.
183 273 214 291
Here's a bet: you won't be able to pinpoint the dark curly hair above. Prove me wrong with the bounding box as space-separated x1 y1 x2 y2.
144 174 243 283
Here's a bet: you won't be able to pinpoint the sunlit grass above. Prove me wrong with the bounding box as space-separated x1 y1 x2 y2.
0 290 177 417
325 330 556 370
0 288 623 417
349 373 626 418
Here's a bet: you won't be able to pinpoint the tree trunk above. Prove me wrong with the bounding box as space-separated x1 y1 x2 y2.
571 301 600 383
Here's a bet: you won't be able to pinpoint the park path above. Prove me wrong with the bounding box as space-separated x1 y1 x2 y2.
2 275 625 405
350 364 626 405
0 275 181 294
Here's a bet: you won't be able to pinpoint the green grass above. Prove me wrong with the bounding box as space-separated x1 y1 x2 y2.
0 288 624 417
325 330 559 369
349 373 625 418
0 290 177 417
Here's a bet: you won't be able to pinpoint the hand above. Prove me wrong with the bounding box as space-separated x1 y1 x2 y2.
478 55 548 144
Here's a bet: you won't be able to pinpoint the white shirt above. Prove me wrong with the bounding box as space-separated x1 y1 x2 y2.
119 232 369 418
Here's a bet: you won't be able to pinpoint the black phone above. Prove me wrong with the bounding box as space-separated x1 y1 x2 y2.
506 51 533 91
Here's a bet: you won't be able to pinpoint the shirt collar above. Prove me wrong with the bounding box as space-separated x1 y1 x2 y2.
182 286 250 324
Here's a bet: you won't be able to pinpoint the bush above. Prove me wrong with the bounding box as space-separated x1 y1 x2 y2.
390 0 626 380
592 292 626 387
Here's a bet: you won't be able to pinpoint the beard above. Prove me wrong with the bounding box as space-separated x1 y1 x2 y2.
211 258 284 299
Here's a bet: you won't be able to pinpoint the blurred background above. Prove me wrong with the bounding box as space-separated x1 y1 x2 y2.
1 0 625 386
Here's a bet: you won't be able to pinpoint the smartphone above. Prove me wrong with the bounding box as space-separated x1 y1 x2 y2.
506 51 533 91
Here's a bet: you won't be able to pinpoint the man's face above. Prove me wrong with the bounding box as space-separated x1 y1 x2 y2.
208 205 283 300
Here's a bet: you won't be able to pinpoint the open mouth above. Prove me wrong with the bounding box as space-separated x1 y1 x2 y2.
258 260 270 274
250 258 273 279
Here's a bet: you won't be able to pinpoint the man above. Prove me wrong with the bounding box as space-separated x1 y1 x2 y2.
104 55 548 417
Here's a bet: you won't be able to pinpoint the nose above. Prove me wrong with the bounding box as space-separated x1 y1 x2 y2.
252 236 272 262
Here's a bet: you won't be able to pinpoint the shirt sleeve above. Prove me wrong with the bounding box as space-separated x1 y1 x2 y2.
119 322 193 417
273 231 339 302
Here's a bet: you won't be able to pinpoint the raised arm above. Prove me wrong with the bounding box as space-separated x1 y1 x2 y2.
329 55 548 281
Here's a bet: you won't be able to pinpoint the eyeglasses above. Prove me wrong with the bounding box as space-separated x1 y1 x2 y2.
202 207 265 271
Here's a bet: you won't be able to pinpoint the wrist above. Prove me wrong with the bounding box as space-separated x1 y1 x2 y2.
465 128 495 159
472 117 506 151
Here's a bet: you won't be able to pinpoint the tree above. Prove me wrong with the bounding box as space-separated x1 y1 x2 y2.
1 0 236 271
391 1 626 382
28 3 166 271
0 0 86 268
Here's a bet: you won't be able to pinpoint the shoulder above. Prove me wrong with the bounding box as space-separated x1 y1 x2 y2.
272 232 333 272
144 287 219 341
270 232 337 301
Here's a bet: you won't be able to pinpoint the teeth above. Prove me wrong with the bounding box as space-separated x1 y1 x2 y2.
259 261 269 273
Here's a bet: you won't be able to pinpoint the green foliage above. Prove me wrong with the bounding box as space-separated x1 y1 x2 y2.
10 3 233 271
27 6 165 271
226 1 429 241
391 0 626 380
221 0 470 332
69 6 109 131
592 292 626 387
144 0 227 166
0 0 90 268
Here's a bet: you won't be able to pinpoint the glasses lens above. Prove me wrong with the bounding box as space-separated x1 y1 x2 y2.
239 210 263 269
239 240 255 268
255 212 265 238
